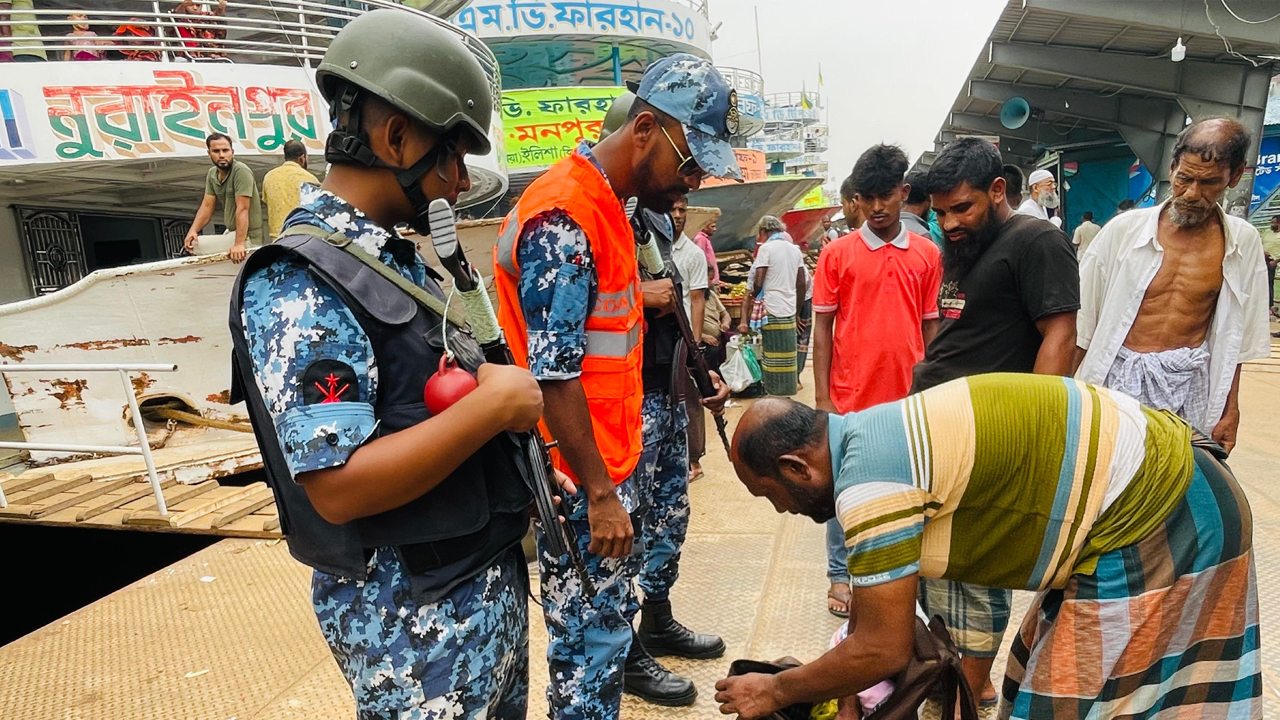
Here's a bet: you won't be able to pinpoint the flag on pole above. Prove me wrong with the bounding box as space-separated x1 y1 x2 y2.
818 64 824 86
801 81 811 109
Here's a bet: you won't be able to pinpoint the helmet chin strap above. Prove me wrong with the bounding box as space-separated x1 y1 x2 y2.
324 83 456 234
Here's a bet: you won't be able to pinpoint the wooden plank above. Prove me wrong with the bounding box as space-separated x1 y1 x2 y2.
5 474 92 507
76 479 178 522
210 485 275 529
30 477 140 519
129 481 218 516
263 517 280 532
126 485 261 528
3 473 57 494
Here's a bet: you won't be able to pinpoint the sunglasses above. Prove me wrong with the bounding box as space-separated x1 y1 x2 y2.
660 124 705 179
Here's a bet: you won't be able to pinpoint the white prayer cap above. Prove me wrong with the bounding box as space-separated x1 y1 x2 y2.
1028 169 1054 186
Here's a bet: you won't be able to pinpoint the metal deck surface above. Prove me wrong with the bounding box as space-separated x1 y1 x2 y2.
3 365 1280 718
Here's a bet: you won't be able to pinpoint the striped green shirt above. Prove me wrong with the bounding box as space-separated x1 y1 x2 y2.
831 373 1193 590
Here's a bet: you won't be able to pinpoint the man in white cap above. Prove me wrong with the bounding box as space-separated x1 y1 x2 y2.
1016 168 1062 228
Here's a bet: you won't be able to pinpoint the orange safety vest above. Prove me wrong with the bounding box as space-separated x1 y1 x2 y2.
494 151 644 484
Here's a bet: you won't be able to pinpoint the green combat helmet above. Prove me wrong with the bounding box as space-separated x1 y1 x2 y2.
598 91 636 142
316 8 493 229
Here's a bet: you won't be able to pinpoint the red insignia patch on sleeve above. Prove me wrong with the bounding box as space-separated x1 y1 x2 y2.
301 359 358 404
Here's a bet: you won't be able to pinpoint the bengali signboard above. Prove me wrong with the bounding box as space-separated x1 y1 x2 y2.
501 86 626 170
0 65 325 164
762 106 820 124
748 138 803 157
702 148 765 188
453 0 711 55
1251 135 1280 216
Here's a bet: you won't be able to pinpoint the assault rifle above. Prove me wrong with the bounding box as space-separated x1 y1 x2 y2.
630 205 731 454
425 199 595 597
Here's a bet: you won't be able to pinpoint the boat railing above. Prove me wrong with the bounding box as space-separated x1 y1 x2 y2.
763 90 823 110
0 362 179 516
0 0 495 82
716 66 764 97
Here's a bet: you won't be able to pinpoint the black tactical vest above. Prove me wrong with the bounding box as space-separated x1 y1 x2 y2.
229 231 531 580
636 208 686 396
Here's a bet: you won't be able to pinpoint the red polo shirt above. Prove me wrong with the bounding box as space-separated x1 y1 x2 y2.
813 226 942 413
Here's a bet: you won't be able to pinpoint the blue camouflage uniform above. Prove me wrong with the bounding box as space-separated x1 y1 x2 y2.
518 143 643 720
240 184 528 720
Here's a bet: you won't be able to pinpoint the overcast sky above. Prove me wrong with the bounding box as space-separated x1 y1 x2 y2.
707 0 1007 190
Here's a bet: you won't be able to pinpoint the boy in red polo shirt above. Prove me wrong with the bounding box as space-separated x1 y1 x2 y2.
811 144 942 618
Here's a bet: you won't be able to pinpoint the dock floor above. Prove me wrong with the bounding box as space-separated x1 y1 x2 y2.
4 364 1280 718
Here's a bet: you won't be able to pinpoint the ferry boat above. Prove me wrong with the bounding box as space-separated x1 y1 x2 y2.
0 1 497 477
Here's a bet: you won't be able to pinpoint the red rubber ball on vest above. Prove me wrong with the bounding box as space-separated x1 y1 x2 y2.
423 355 478 415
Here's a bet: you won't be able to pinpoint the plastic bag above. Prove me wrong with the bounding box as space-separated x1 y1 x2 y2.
722 335 763 393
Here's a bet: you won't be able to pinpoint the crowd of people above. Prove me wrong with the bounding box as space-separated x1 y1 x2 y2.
199 8 1269 720
0 1 230 62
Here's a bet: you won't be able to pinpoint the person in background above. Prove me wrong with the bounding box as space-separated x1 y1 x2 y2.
184 132 264 263
0 0 46 62
1016 168 1063 228
916 137 1079 711
811 144 942 622
669 196 712 483
715 377 1260 720
899 169 933 240
1002 164 1024 210
262 139 320 240
1259 215 1280 321
1072 210 1101 258
113 17 160 60
739 218 807 397
1117 198 1137 214
796 264 812 384
63 14 110 60
839 175 866 233
1075 117 1269 455
693 216 720 286
701 264 732 371
822 216 841 245
171 0 227 59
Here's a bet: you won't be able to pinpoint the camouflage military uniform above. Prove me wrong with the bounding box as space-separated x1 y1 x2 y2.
517 143 643 719
240 184 529 720
627 390 691 616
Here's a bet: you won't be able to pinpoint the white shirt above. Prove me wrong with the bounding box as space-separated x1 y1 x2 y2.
1072 220 1101 257
755 236 804 317
1076 201 1270 431
671 232 709 320
1017 197 1063 228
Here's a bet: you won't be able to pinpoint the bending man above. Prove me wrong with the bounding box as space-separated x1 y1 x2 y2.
717 374 1259 719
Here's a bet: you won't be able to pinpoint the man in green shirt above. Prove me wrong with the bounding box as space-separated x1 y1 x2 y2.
717 375 1259 719
184 133 264 262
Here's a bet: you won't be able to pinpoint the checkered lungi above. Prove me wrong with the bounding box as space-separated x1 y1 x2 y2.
760 314 798 396
999 447 1261 719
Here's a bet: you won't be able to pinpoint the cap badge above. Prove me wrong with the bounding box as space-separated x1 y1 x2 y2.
725 89 740 135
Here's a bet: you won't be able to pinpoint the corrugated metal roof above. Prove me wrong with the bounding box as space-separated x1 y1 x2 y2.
930 0 1279 165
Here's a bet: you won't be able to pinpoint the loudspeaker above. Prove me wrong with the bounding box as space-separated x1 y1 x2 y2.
1000 97 1031 130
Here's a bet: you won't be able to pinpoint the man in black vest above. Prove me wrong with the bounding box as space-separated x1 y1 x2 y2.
228 10 543 718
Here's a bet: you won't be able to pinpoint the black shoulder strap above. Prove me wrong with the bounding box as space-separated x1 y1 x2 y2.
284 224 467 330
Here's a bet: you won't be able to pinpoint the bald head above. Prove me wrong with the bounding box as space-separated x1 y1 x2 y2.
731 399 836 522
1172 117 1251 174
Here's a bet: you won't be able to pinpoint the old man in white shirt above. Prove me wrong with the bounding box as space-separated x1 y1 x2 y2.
1016 168 1063 228
1074 117 1269 453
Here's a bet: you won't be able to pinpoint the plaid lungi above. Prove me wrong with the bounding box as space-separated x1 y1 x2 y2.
797 299 813 374
918 579 1011 659
760 314 797 396
1000 448 1261 719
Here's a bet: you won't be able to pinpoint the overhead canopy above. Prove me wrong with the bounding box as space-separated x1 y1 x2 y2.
921 0 1279 190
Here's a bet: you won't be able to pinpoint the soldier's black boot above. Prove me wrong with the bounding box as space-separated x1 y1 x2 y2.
638 598 726 659
623 633 698 706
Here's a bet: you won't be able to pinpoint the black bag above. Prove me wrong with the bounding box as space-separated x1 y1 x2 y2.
727 615 977 720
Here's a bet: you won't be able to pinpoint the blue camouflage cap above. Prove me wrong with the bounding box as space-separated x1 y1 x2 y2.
635 54 743 181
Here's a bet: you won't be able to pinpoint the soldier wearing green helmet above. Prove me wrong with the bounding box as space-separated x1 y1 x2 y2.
229 9 544 718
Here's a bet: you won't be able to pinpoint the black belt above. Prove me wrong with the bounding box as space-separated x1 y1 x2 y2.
397 523 493 575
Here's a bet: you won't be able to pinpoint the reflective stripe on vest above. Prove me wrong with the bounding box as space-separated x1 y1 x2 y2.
585 324 641 358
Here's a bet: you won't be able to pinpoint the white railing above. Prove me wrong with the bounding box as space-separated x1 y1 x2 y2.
716 66 764 97
0 363 178 515
0 0 494 78
764 90 822 110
